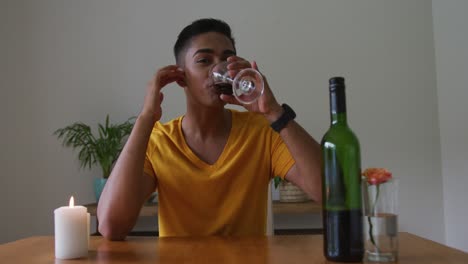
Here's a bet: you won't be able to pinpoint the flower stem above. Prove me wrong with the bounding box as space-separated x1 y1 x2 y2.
368 184 381 252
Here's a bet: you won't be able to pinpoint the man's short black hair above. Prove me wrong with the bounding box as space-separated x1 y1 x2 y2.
174 18 236 65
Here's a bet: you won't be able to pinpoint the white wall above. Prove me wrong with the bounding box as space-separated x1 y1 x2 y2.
1 0 446 245
432 0 468 252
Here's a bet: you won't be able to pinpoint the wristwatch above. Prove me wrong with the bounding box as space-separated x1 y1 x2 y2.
270 104 296 133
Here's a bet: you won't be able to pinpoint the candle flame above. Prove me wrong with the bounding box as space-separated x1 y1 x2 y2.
69 196 75 208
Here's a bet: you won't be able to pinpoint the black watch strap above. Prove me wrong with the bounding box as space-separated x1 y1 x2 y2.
270 104 296 133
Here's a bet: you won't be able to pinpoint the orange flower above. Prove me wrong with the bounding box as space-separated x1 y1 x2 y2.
362 168 392 185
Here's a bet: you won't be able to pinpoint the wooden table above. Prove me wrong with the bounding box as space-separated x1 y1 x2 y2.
1 233 467 263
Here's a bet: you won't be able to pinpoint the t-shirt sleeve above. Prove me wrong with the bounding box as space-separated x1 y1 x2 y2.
143 154 156 178
270 131 295 179
143 125 158 179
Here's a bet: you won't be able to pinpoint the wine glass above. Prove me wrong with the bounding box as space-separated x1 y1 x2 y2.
210 61 264 104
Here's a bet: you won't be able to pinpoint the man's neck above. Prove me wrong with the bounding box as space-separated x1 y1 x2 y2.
182 107 232 141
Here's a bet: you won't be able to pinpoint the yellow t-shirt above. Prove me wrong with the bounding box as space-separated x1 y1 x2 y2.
143 110 294 237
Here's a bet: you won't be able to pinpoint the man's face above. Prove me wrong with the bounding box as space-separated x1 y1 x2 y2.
181 32 236 107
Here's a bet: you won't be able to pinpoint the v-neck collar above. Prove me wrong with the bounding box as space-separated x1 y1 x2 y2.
178 109 235 170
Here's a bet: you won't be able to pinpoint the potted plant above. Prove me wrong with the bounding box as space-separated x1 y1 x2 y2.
54 115 135 201
273 176 309 203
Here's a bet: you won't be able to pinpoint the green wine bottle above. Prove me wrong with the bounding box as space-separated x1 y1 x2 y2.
321 77 363 262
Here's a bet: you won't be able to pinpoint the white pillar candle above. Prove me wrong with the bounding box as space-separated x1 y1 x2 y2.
54 196 89 259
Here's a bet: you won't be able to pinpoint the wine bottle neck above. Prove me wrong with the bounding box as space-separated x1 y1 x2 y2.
330 89 348 125
331 112 348 125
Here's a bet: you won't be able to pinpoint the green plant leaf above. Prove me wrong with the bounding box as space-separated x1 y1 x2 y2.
273 176 282 189
54 115 135 178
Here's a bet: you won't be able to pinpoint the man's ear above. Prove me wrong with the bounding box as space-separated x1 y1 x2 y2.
176 63 187 87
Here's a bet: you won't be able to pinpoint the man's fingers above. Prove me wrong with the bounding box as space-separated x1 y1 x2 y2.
226 57 257 80
159 92 164 104
155 65 184 80
163 73 185 86
158 68 184 79
227 56 246 62
158 70 185 87
252 61 259 71
157 65 181 73
227 60 251 71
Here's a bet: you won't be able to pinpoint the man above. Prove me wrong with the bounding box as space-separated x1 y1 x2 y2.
97 18 322 240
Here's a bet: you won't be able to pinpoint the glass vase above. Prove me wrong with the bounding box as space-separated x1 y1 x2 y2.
362 178 398 262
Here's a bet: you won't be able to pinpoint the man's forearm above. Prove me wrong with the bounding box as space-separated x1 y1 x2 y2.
264 106 322 202
279 120 322 201
97 113 157 239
